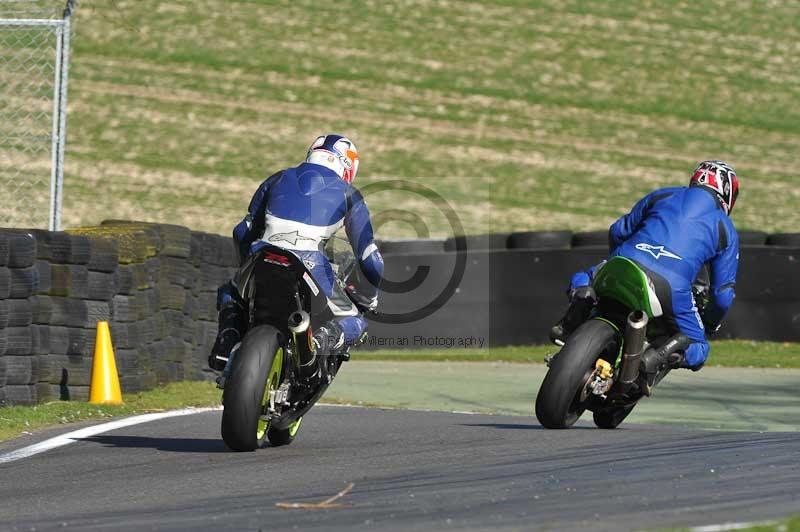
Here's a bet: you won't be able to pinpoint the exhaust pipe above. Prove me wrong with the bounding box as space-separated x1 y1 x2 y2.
620 310 648 385
289 310 317 379
288 310 311 334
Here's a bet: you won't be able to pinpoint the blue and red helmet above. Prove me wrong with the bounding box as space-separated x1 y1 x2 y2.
305 134 359 184
689 160 739 215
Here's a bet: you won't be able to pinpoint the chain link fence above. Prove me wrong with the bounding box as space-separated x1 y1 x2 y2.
0 0 75 230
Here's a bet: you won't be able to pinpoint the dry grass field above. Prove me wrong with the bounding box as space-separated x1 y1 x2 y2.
58 0 800 238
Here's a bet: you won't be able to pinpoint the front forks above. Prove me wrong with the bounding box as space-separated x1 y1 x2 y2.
261 381 291 423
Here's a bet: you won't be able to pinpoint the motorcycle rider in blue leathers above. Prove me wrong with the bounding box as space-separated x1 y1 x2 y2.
551 160 740 380
209 134 384 378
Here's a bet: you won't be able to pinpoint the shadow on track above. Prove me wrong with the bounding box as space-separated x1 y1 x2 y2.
81 435 229 453
458 422 594 430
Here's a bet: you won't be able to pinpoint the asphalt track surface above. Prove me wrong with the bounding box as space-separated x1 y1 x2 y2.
1 406 799 531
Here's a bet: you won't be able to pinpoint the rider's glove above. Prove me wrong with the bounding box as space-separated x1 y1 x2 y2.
569 285 597 304
345 282 378 313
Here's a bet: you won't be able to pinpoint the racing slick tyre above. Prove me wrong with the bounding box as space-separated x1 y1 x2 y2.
506 230 572 250
571 231 609 248
592 403 636 429
766 233 800 247
737 231 767 246
536 319 618 429
221 325 284 452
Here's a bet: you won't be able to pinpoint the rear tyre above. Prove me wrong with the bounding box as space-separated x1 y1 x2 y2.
536 319 618 429
593 404 636 429
221 325 284 452
267 417 303 446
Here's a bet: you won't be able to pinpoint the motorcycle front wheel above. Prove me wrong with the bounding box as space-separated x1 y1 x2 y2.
535 319 618 429
592 403 636 429
267 417 303 446
221 325 284 451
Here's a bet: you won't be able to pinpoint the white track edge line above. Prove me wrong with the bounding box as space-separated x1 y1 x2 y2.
0 406 222 465
0 403 503 465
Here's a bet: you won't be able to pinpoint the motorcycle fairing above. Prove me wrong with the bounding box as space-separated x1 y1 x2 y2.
593 256 664 319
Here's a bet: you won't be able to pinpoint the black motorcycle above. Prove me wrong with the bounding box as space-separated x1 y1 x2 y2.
219 242 361 451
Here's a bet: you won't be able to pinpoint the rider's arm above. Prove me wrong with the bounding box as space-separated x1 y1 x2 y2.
703 219 739 332
232 171 282 263
608 189 676 251
344 187 383 309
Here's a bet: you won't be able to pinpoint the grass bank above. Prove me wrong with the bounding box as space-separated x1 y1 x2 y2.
0 381 220 442
27 1 799 236
353 340 800 368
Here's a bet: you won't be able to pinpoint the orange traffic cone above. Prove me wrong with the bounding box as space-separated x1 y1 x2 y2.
89 321 123 404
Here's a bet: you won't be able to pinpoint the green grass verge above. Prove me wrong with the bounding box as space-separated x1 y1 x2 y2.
663 515 800 532
0 381 220 443
740 516 800 532
1 340 797 443
4 1 798 236
352 340 800 368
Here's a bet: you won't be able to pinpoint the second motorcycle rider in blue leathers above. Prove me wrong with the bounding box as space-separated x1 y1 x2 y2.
551 160 740 379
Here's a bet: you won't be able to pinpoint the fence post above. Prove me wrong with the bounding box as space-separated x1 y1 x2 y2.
0 1 76 230
52 1 74 231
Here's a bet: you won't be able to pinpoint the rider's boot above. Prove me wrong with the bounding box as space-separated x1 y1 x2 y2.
310 321 346 384
208 304 247 372
639 334 689 396
549 286 597 345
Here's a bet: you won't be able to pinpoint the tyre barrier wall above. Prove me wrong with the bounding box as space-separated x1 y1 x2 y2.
0 222 238 406
366 231 800 350
0 226 797 405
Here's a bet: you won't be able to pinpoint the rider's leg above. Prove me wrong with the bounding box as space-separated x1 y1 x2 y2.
669 290 709 370
550 269 597 344
209 280 248 371
641 286 708 379
337 315 369 355
309 316 367 384
312 315 368 361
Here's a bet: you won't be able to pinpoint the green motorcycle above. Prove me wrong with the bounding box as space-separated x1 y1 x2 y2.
535 256 693 429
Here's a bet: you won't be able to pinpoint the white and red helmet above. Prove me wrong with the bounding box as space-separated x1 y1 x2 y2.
305 134 359 184
689 160 739 214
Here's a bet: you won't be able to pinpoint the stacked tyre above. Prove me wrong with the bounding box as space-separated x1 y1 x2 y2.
0 230 119 405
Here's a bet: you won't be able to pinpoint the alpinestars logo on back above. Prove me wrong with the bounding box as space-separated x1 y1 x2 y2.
268 231 316 246
635 243 683 260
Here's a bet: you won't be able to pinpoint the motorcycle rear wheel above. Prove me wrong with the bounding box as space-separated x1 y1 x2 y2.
536 319 618 429
221 325 284 451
